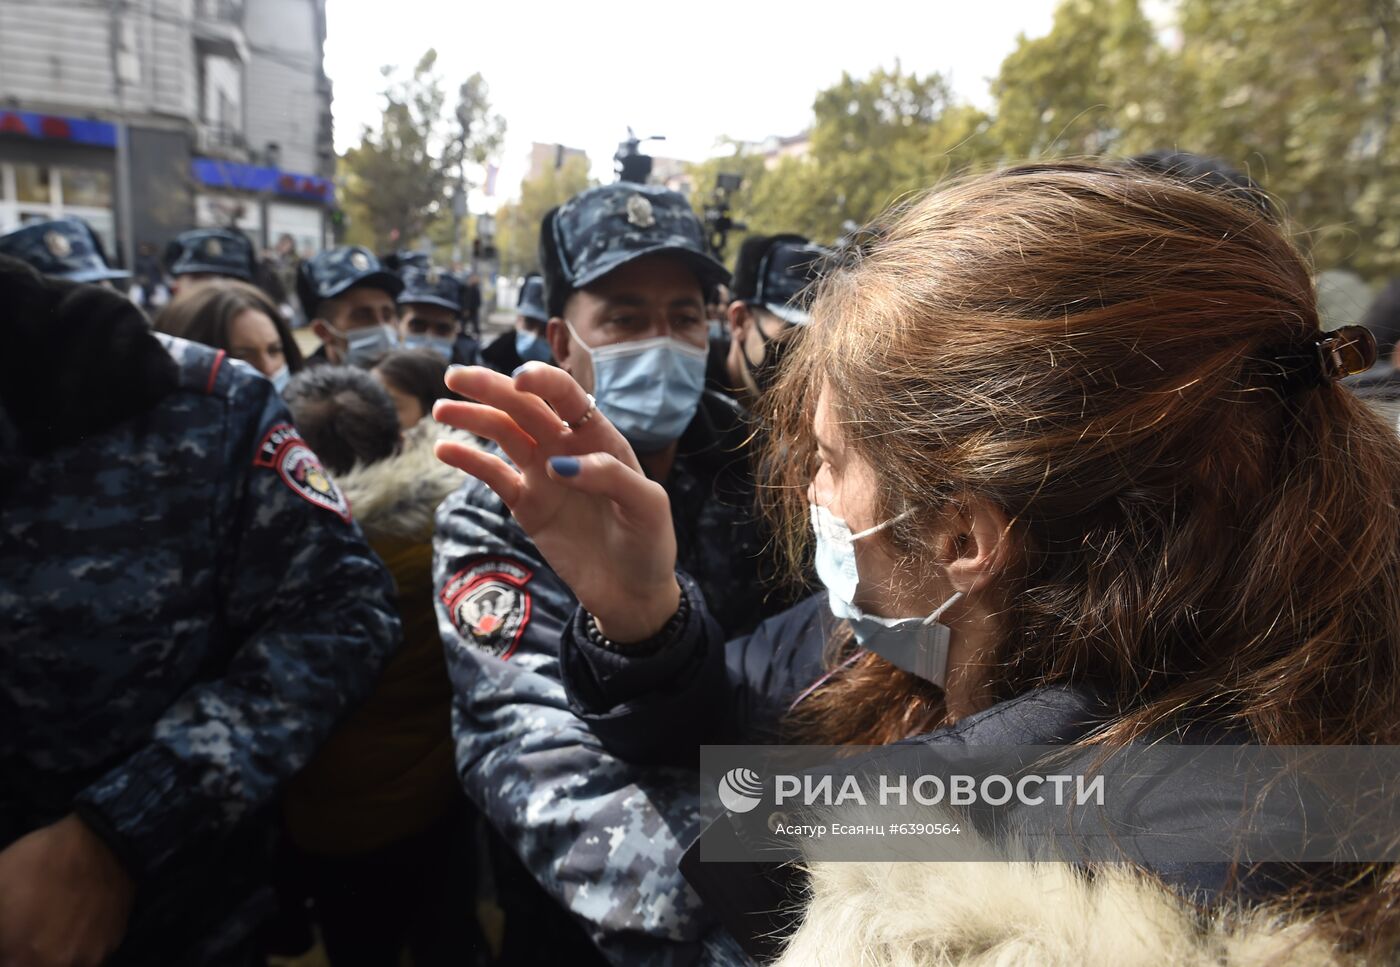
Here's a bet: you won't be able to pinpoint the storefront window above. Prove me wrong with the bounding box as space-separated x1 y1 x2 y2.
14 164 52 204
60 168 113 208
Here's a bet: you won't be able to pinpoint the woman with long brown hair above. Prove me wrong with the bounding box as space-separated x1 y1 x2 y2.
433 161 1400 961
156 279 305 390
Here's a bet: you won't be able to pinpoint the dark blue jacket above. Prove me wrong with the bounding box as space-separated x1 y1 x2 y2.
433 391 788 965
0 257 402 964
560 575 1325 961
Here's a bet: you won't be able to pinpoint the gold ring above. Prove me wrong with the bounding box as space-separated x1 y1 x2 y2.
566 394 596 430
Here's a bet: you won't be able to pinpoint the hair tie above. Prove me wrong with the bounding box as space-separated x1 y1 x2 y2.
1264 325 1377 395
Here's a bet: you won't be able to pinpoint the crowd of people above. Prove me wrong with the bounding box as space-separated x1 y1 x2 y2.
3 148 1400 967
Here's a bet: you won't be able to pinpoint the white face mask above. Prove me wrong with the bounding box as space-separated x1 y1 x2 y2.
269 364 290 394
334 323 398 367
810 502 963 686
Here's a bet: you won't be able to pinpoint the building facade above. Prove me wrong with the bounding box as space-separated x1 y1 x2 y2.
525 141 588 184
0 0 335 270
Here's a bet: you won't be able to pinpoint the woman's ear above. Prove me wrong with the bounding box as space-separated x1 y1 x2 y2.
943 498 1012 596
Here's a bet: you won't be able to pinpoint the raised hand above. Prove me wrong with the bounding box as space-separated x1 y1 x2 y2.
434 364 680 642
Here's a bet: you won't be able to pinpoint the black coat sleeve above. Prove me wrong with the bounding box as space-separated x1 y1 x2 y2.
559 573 833 764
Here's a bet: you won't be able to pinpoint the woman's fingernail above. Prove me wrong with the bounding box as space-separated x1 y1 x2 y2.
511 363 531 378
549 456 580 478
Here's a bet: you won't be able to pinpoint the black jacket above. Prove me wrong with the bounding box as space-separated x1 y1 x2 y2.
560 576 1331 960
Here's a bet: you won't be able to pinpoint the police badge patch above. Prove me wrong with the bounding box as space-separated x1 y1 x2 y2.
253 423 351 522
441 558 533 658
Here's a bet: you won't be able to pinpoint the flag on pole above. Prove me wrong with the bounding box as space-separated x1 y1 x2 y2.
484 164 499 197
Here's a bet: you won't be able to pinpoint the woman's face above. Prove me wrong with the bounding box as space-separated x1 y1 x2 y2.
371 369 425 430
227 308 286 379
810 388 955 618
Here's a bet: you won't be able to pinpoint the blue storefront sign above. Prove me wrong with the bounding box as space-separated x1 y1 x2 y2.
0 110 118 148
191 157 334 204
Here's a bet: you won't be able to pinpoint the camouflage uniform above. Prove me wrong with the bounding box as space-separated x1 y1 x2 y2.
434 390 780 966
0 263 401 965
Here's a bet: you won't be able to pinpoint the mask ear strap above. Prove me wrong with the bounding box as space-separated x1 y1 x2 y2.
849 507 917 542
920 591 964 626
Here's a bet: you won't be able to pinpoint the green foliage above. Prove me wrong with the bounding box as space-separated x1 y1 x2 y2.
1167 0 1399 276
493 154 595 277
684 67 998 257
684 0 1396 280
988 0 1169 158
339 51 505 255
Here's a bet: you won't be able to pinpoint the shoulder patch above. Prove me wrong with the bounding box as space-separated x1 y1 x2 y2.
253 423 352 522
441 558 533 659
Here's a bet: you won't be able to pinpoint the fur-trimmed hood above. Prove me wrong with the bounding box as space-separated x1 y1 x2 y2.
336 418 477 542
775 854 1349 966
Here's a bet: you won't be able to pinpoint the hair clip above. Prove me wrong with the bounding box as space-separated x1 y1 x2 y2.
1264 325 1377 395
1315 325 1377 382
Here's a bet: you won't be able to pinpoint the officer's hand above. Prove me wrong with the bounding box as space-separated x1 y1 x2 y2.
0 814 135 967
435 364 681 642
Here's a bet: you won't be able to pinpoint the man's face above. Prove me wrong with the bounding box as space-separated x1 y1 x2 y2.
399 302 460 343
546 254 706 395
726 303 791 400
313 285 398 363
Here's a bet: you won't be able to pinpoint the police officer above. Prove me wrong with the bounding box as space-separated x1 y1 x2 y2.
0 217 130 287
397 258 468 362
298 246 405 367
478 273 552 375
431 182 791 961
723 234 831 403
0 254 401 965
164 227 258 295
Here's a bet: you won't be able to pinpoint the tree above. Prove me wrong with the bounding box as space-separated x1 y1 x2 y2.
1169 0 1400 276
985 0 1399 277
493 154 594 277
988 0 1169 159
339 51 507 255
445 73 507 264
685 66 997 249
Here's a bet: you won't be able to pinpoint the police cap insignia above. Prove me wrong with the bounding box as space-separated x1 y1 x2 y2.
44 230 72 259
205 237 223 257
350 251 370 271
441 559 534 659
626 194 655 229
425 266 440 286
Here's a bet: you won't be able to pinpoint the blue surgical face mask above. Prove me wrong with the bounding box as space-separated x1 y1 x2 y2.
516 329 553 364
566 320 707 454
404 333 455 360
339 323 398 367
270 365 290 394
810 502 963 686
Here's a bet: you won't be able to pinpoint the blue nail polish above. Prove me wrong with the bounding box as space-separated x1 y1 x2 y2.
511 363 531 378
549 455 580 478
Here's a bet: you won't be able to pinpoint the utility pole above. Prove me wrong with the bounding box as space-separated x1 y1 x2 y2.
109 0 136 271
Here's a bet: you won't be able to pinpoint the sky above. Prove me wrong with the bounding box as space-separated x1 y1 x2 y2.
323 0 1061 211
